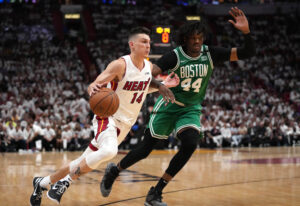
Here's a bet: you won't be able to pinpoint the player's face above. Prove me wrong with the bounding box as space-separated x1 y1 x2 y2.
130 34 151 58
185 32 204 56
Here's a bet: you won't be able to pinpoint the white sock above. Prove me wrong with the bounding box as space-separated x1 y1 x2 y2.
39 176 51 189
61 174 73 185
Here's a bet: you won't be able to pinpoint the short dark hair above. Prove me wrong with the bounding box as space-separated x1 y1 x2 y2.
128 27 151 40
176 21 206 46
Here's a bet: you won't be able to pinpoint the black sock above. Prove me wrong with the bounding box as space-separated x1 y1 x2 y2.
155 178 168 193
110 165 120 176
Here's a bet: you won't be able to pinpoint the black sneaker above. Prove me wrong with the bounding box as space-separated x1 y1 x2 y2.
30 177 47 206
47 180 70 204
100 162 119 197
144 187 167 206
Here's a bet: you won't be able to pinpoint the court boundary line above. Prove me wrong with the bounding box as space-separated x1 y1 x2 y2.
98 176 300 205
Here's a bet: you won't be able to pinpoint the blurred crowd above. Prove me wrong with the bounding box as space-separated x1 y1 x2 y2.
0 2 299 153
197 14 300 148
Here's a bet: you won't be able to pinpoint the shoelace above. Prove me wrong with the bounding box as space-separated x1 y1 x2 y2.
55 182 69 195
34 187 43 200
35 191 42 200
33 180 44 200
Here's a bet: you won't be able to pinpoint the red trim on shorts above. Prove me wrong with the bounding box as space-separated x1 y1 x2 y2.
95 117 109 141
117 128 120 136
89 143 98 151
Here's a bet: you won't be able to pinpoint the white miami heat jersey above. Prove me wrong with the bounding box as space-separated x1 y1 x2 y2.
108 55 152 126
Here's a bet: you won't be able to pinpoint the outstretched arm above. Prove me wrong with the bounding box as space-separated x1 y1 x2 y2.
148 62 179 104
149 72 179 104
228 7 256 61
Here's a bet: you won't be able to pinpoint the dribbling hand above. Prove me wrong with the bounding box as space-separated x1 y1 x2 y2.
88 82 106 97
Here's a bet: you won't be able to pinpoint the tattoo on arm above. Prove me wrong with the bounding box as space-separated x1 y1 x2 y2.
75 167 81 176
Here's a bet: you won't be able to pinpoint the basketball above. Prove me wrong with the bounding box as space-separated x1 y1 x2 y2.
89 87 119 117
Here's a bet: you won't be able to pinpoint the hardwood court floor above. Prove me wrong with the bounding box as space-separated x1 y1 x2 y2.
0 147 299 206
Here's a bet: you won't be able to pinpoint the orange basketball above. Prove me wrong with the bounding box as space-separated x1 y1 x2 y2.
89 87 119 117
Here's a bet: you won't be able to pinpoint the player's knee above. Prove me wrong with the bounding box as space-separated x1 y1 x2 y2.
85 145 118 169
139 148 152 159
69 158 81 173
178 129 199 151
139 130 155 158
102 144 118 160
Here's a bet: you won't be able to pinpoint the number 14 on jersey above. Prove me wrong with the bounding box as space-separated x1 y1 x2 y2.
130 92 144 104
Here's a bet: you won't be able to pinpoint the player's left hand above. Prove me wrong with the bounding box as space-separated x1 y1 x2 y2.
228 7 250 34
163 72 179 88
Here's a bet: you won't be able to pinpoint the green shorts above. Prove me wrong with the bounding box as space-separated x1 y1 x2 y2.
148 96 202 139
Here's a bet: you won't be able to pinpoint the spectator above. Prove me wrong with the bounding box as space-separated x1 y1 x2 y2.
43 123 56 151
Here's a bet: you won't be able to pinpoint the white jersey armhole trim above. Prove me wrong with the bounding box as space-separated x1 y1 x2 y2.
170 49 180 73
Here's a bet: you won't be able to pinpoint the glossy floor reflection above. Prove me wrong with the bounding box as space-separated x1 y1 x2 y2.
0 147 299 206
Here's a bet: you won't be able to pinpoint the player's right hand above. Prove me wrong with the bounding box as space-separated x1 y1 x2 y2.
88 82 104 97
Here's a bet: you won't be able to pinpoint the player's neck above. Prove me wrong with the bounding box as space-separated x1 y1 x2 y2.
182 46 200 58
130 53 145 70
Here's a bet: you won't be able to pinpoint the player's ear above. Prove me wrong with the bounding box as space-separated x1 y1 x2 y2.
128 41 134 49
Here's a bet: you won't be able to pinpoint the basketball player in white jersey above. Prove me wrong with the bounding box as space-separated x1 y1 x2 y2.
30 27 179 206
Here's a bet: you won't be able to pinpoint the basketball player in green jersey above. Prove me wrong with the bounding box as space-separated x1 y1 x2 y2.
101 7 256 206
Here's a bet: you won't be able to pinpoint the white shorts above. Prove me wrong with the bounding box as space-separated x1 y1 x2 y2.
89 115 131 151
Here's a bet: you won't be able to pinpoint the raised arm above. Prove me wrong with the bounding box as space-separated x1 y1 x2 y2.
87 59 125 96
228 7 256 61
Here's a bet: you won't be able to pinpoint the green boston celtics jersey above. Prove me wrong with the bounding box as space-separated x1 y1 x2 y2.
169 45 214 105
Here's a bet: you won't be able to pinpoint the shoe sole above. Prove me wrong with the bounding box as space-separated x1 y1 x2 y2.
100 181 110 197
144 201 167 206
47 191 60 205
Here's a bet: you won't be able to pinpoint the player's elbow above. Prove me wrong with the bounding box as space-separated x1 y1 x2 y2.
249 43 256 57
237 33 256 60
237 44 256 59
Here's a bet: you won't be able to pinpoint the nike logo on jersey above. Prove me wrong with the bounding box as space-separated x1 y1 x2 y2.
201 56 208 61
180 60 188 64
144 72 150 75
123 78 151 91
